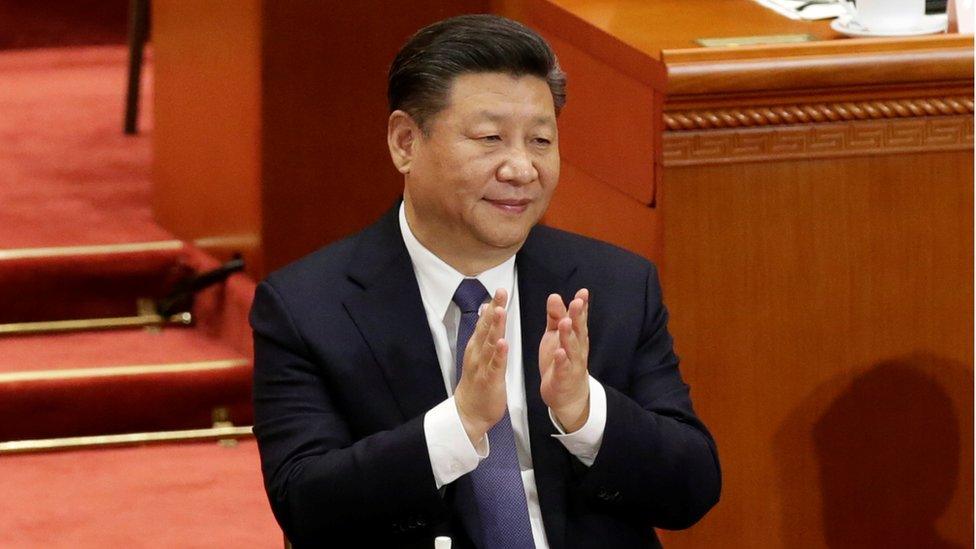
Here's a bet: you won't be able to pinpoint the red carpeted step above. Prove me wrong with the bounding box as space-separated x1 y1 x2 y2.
0 242 257 441
0 241 188 323
0 438 280 548
0 241 255 353
0 327 252 441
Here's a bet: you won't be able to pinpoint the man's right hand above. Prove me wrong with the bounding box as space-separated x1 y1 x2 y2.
454 288 509 447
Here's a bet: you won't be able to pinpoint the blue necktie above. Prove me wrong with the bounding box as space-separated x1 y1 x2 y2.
452 278 535 549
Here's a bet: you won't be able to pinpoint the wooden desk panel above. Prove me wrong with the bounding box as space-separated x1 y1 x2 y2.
542 31 662 206
517 1 974 546
543 161 662 261
152 0 263 273
660 150 973 548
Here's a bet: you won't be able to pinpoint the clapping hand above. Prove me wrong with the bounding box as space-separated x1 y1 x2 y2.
539 289 590 432
454 288 509 446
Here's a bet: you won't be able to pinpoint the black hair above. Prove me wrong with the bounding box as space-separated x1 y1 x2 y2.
388 14 566 133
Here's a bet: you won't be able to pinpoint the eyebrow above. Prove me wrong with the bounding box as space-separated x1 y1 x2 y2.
473 111 555 127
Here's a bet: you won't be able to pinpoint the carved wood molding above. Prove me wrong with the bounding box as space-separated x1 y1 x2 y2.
662 115 974 166
664 97 975 131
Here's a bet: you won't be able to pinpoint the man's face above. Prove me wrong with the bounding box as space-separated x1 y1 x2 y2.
401 72 559 262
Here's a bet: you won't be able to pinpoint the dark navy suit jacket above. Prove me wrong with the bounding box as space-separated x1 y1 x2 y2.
250 204 721 548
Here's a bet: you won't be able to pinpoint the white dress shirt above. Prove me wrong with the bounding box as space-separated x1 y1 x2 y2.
399 204 607 548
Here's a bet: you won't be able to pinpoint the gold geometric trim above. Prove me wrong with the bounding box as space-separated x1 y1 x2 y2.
662 115 974 166
0 240 183 261
664 97 974 131
0 425 254 454
662 116 973 166
0 358 249 383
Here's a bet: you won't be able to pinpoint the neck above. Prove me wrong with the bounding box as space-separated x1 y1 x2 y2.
403 200 517 277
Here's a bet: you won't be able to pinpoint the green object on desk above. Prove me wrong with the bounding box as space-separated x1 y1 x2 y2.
696 34 817 47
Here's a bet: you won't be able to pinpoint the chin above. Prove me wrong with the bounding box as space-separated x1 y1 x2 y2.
467 208 540 250
477 225 533 251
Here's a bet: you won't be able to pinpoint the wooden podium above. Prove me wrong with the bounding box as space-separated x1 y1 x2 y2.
516 1 974 547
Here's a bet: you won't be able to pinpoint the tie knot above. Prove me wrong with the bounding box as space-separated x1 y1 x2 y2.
453 279 489 314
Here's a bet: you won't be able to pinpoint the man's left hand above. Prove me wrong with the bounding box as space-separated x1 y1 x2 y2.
539 288 590 433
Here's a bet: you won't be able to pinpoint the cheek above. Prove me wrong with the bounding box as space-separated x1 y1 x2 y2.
456 162 498 197
547 163 560 187
539 157 560 190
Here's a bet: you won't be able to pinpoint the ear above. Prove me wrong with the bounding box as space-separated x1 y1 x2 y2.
387 110 421 175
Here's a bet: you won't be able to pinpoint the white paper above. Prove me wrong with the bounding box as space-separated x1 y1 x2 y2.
954 0 974 33
753 0 849 21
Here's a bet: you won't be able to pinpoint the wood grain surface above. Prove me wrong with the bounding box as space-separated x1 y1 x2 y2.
517 1 974 547
152 0 263 274
659 151 973 547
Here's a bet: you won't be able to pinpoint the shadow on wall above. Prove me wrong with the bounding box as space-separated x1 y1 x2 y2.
775 353 973 548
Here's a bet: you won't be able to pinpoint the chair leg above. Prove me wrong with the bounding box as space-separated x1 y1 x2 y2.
124 0 149 135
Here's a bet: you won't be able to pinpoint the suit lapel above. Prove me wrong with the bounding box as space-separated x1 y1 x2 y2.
343 212 581 546
342 204 446 422
517 227 578 549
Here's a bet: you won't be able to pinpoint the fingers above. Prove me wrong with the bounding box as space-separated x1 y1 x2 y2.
469 303 492 351
488 307 506 353
487 288 508 343
557 288 590 365
569 288 589 344
541 288 590 370
472 288 508 348
541 346 567 385
491 338 509 372
549 290 589 330
547 347 571 387
465 287 510 376
553 347 568 369
539 290 591 416
557 316 582 364
573 288 589 306
493 287 509 309
546 293 567 330
472 305 506 364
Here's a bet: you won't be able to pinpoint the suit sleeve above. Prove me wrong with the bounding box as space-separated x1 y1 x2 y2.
573 263 721 530
250 280 446 546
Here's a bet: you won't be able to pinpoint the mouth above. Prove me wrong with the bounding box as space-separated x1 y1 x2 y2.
483 198 531 214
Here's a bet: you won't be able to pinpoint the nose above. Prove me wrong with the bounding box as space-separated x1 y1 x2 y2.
496 146 538 185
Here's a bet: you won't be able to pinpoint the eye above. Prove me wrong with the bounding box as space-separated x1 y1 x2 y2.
532 137 552 146
480 135 502 143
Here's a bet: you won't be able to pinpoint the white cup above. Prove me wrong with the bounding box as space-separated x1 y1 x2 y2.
853 0 926 31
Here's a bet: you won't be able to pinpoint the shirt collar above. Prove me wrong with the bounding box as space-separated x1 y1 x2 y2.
399 202 516 320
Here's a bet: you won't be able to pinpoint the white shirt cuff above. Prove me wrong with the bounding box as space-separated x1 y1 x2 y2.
549 376 607 467
423 396 489 489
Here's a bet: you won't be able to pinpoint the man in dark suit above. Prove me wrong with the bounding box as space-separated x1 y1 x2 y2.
250 14 720 548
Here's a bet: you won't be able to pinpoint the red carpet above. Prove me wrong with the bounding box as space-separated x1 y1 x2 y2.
0 44 257 441
1 439 280 548
0 33 275 547
0 45 171 249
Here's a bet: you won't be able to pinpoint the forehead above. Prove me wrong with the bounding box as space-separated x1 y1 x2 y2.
440 72 555 123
